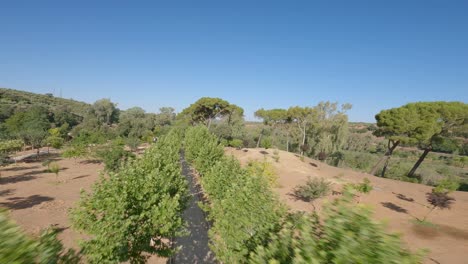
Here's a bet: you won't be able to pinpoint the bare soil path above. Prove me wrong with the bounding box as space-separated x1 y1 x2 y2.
171 155 215 264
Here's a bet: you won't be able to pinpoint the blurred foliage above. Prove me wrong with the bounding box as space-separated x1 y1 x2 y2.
250 193 424 263
0 209 80 263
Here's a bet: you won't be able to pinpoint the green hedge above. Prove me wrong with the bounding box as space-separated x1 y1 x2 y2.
185 126 285 263
70 129 188 263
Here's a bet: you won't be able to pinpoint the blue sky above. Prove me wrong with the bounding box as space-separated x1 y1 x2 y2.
1 0 467 122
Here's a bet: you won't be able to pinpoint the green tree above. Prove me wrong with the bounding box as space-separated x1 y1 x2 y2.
254 108 290 150
178 97 241 129
71 131 188 263
5 106 50 157
287 106 316 156
89 98 119 125
407 102 467 177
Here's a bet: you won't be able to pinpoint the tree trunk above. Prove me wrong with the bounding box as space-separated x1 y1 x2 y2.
300 125 306 156
256 128 264 148
408 147 431 177
370 140 400 176
207 117 212 130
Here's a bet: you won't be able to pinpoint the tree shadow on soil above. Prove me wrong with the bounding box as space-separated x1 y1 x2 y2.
72 175 91 180
79 160 101 165
0 189 15 196
0 174 39 184
1 165 40 172
0 195 54 210
395 193 415 202
381 202 408 214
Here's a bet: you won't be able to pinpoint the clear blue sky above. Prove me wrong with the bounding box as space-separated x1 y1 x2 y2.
1 1 467 122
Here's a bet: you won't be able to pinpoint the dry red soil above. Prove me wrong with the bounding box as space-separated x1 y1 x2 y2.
226 147 468 264
0 152 165 263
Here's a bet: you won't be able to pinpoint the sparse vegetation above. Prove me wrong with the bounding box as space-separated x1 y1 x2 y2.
293 177 332 202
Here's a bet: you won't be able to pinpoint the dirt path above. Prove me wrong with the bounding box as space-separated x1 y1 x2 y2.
171 155 215 264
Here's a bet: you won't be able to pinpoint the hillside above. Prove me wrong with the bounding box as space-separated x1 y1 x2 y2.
226 147 468 264
0 88 90 121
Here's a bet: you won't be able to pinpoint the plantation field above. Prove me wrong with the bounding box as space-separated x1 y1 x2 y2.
0 152 167 263
227 147 468 264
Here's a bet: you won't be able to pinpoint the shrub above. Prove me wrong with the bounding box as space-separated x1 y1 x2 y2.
246 159 279 187
0 209 80 263
249 194 423 263
260 137 272 149
229 139 243 149
185 126 285 263
70 130 188 263
94 143 134 172
48 162 60 181
293 177 331 202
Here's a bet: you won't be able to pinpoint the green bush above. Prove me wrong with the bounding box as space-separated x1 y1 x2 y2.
260 137 272 149
229 138 243 149
70 130 188 263
185 126 224 175
0 209 80 264
185 126 285 263
94 142 134 172
249 194 423 263
293 177 331 202
246 159 279 187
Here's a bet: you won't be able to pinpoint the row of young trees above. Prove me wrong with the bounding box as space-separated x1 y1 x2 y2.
184 126 285 263
70 130 188 263
184 126 422 263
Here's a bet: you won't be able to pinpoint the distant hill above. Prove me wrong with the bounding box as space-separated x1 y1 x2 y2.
0 88 90 121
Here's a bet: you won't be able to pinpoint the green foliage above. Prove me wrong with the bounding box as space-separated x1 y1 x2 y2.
62 145 88 161
341 151 378 171
178 97 243 127
250 194 423 263
246 159 279 187
260 136 272 149
433 178 460 194
184 126 224 175
0 139 23 154
94 142 135 172
292 177 331 202
229 138 243 149
344 178 373 199
70 130 188 263
48 162 60 175
0 88 90 121
0 208 80 264
184 126 285 263
5 106 50 150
